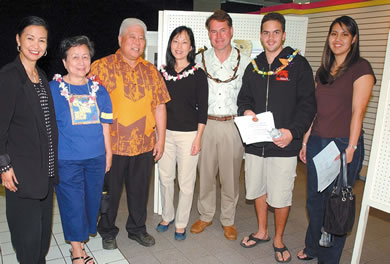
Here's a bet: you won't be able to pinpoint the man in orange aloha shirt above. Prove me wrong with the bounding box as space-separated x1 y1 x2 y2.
90 18 170 248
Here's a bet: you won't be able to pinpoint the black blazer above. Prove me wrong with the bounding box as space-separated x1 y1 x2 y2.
0 56 58 199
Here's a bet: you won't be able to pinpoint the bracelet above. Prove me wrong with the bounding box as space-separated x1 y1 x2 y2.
348 144 357 150
302 142 307 146
0 164 12 174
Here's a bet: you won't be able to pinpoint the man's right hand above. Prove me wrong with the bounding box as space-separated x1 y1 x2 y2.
244 110 257 121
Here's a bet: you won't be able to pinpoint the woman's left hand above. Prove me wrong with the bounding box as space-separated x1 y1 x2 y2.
191 137 201 156
345 146 355 163
105 152 112 173
153 140 165 161
335 146 355 163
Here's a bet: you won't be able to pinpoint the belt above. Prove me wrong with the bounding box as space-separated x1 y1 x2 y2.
207 115 236 121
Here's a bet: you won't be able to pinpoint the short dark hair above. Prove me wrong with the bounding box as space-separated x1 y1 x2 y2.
261 12 286 32
16 16 49 36
317 16 360 84
205 9 232 30
166 26 196 70
60 35 95 60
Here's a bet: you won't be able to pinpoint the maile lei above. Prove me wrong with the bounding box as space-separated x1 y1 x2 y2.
160 64 201 81
53 74 100 104
252 49 300 77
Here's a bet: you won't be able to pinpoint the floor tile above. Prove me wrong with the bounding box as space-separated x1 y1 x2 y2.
2 253 18 264
0 241 14 256
0 213 6 223
153 247 190 263
0 231 11 243
92 249 125 263
86 236 104 252
47 258 66 264
52 222 64 234
0 223 8 233
128 254 160 264
47 245 64 261
108 259 130 264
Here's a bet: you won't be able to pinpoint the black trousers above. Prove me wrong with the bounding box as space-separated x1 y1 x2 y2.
98 152 154 239
6 180 54 264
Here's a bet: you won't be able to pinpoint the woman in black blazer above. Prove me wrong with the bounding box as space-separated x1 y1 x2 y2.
0 16 58 264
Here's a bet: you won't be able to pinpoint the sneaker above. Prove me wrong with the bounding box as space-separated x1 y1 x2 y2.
128 232 155 247
102 238 117 250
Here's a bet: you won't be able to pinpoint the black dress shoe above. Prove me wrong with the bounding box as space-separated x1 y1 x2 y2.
128 232 155 247
102 238 117 250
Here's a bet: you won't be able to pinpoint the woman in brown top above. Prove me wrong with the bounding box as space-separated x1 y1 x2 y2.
297 16 375 263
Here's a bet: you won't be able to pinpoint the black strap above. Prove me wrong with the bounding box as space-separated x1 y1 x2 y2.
334 151 348 195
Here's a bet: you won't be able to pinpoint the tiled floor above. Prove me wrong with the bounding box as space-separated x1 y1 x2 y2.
0 188 129 264
1 161 390 263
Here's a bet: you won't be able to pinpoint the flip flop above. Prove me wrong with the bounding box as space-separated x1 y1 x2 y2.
297 249 314 261
273 244 291 263
240 233 271 248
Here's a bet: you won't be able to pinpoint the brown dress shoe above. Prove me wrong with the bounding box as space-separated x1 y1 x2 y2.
223 225 237 240
190 219 212 234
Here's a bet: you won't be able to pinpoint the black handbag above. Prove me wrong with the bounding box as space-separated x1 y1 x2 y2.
323 151 356 236
100 171 110 215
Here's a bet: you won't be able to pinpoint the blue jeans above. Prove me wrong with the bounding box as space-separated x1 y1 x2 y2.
56 154 106 241
303 134 364 264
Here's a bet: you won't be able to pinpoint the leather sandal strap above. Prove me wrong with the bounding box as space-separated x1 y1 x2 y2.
84 256 94 264
71 256 84 262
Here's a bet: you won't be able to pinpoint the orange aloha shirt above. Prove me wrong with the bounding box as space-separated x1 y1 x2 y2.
90 50 170 156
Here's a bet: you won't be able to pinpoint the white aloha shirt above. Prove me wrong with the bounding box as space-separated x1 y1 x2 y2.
195 47 251 116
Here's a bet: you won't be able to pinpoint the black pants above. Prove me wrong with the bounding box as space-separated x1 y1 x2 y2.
6 180 54 264
98 152 154 239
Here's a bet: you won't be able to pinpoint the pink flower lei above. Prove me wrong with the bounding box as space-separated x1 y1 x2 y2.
53 74 100 103
160 64 200 81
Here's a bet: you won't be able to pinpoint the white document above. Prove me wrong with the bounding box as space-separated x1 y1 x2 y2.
313 141 341 192
234 111 276 144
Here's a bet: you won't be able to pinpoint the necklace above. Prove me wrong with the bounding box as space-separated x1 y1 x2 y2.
28 69 38 83
53 74 99 103
252 49 299 77
160 64 200 81
199 47 241 83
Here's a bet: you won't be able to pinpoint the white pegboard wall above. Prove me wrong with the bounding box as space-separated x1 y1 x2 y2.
352 31 390 264
363 30 390 213
157 10 308 67
368 81 390 211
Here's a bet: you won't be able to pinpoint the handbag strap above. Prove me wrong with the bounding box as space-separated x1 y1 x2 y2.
334 151 347 195
341 151 348 187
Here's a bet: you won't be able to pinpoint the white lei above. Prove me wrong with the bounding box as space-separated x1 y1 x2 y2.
53 74 99 104
160 64 200 81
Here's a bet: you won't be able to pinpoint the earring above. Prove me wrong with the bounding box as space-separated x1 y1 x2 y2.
44 50 47 56
17 46 21 52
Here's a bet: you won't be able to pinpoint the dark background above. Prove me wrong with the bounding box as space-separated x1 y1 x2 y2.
0 0 194 77
0 0 262 78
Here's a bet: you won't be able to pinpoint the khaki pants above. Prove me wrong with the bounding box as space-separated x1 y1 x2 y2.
158 130 199 228
197 119 244 226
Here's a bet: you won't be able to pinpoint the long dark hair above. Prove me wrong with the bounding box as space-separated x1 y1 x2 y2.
166 26 196 71
317 16 360 84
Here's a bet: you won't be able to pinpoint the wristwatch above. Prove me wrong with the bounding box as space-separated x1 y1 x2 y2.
348 144 357 150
